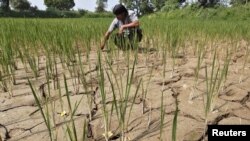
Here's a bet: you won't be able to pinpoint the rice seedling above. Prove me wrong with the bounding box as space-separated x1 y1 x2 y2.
172 98 179 141
28 79 54 141
202 48 231 139
102 46 143 140
97 50 109 141
159 89 165 141
64 74 80 141
189 39 207 103
141 67 154 115
159 43 168 141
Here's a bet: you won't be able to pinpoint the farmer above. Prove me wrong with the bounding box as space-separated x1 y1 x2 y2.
100 4 142 50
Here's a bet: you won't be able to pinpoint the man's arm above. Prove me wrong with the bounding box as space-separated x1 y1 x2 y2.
100 19 117 50
100 31 111 50
123 20 140 28
119 21 139 34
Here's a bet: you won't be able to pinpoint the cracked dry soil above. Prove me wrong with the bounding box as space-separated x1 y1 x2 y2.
0 46 250 141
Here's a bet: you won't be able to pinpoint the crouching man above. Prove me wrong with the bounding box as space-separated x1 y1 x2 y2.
100 4 142 50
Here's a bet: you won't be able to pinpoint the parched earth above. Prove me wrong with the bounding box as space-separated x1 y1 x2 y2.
0 45 250 141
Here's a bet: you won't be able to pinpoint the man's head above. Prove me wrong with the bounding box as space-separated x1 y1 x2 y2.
113 4 128 21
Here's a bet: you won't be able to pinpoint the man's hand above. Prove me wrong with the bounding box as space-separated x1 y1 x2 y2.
118 21 139 35
100 43 105 50
100 31 111 50
119 25 125 35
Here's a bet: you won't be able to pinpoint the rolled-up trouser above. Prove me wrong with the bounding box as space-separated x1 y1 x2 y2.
114 28 142 50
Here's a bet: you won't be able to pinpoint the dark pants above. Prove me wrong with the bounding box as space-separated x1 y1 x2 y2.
114 28 142 50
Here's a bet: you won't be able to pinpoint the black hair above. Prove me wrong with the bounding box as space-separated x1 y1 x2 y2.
112 4 128 16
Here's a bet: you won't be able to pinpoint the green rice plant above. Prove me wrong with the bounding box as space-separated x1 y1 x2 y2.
168 31 180 78
28 79 53 141
142 67 154 115
189 40 207 102
105 63 120 123
26 54 39 78
126 78 142 127
195 41 206 85
218 49 231 92
97 51 109 141
160 44 168 141
0 31 16 96
120 53 137 135
52 53 60 90
204 50 219 118
159 89 165 141
172 98 179 141
203 48 231 135
63 74 79 141
105 51 141 141
45 64 59 138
